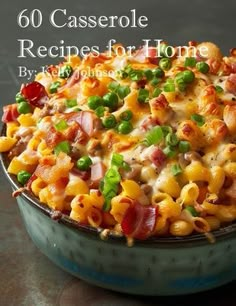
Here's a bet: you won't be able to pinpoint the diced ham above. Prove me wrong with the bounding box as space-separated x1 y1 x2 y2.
225 74 236 95
67 111 101 137
90 161 106 188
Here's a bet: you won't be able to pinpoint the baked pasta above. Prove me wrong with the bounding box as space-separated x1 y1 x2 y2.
1 41 236 240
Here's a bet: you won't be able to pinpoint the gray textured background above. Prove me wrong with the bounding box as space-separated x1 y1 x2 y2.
0 0 235 305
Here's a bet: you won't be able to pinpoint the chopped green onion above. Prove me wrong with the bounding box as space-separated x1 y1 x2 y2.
95 106 105 117
17 101 31 114
144 126 164 146
191 113 205 126
166 133 179 146
178 140 191 153
215 85 223 93
16 92 26 103
159 58 172 70
54 120 68 131
49 81 61 94
17 170 31 185
129 70 143 81
117 70 128 79
163 82 175 92
101 166 121 211
117 86 131 99
87 96 103 110
171 164 183 176
117 121 133 134
111 153 124 167
65 99 77 108
111 153 130 171
76 156 92 171
54 141 71 155
152 87 162 97
138 88 149 103
119 110 133 121
163 146 176 158
102 115 117 129
184 57 196 67
161 125 173 136
59 65 73 78
184 206 199 217
196 62 210 74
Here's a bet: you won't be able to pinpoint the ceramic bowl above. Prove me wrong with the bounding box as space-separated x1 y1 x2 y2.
1 126 236 296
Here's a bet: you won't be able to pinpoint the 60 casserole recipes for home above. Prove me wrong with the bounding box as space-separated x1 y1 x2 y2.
0 41 236 240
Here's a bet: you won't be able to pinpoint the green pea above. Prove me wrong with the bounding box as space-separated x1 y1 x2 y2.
102 115 117 129
153 68 164 78
159 58 172 70
59 65 73 78
87 96 103 110
17 170 31 185
182 70 195 83
76 156 92 171
144 69 154 81
49 81 61 94
95 106 105 118
17 101 31 114
103 92 119 111
15 92 26 103
196 62 210 74
117 121 133 134
119 110 133 121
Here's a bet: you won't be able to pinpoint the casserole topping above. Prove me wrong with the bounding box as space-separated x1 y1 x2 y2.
1 41 236 240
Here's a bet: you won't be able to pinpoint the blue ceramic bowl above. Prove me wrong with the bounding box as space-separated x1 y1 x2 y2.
1 128 236 295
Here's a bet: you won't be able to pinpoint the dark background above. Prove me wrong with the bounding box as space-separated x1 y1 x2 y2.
0 0 235 305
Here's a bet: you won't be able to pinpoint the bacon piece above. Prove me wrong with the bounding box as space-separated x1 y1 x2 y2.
64 122 87 144
21 81 48 108
71 168 91 181
45 126 64 149
2 104 19 123
150 147 166 168
121 201 158 240
225 74 236 95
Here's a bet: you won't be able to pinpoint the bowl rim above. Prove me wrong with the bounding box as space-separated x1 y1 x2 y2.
1 124 235 246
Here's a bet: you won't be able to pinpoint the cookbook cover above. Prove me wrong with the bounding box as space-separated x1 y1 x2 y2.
0 0 235 305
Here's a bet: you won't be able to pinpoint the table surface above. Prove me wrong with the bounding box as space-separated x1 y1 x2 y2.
0 0 235 305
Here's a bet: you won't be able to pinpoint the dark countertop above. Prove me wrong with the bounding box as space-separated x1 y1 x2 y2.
0 1 235 305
